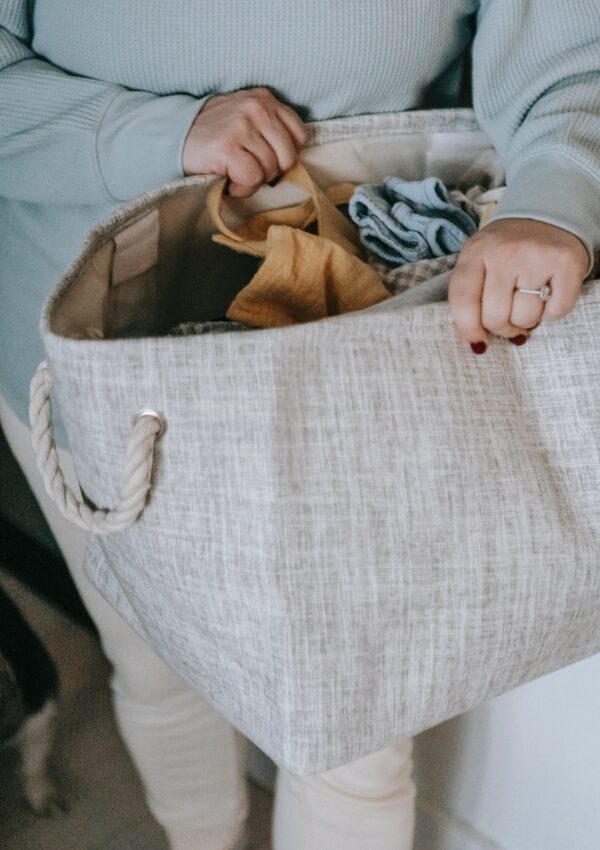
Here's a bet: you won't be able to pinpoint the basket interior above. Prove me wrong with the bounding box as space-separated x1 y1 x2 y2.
50 120 498 341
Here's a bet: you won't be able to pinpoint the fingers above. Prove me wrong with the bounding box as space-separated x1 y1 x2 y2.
228 89 305 196
226 148 265 198
262 115 304 174
240 90 303 161
183 86 307 197
227 117 299 196
483 271 533 338
238 111 304 194
540 267 582 323
241 134 280 183
510 281 546 330
449 257 533 352
449 219 589 355
275 105 308 150
452 265 579 350
226 121 297 198
448 258 488 349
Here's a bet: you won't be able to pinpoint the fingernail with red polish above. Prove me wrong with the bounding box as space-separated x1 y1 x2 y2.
509 335 528 346
470 341 487 355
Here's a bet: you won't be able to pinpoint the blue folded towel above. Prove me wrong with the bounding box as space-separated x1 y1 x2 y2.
348 176 478 265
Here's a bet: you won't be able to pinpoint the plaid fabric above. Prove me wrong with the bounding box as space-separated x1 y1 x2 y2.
369 252 458 295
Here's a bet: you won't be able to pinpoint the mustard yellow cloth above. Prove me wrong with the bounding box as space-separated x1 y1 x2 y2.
207 164 391 328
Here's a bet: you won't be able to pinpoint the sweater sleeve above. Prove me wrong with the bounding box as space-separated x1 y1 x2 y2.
472 0 600 274
0 2 206 205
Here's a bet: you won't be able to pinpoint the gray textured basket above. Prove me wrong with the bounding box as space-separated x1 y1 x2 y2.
34 110 600 774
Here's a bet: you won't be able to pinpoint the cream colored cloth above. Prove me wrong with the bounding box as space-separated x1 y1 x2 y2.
207 164 391 327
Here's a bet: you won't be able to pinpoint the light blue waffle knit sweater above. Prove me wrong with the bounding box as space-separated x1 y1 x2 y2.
1 0 600 444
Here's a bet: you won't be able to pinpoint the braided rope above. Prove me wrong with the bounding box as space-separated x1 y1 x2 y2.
29 362 163 535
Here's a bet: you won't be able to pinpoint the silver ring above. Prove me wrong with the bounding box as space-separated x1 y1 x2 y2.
133 409 166 437
515 284 552 301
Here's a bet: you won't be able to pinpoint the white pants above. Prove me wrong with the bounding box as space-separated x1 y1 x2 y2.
0 392 415 850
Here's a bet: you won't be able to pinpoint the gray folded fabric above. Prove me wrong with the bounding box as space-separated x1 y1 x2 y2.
170 319 256 336
349 176 478 264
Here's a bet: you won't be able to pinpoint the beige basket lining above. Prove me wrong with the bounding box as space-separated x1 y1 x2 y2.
52 123 497 341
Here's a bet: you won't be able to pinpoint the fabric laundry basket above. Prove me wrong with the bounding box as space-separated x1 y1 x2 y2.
31 109 600 775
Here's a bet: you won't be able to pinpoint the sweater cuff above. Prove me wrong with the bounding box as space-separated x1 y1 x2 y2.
96 90 209 202
492 154 600 278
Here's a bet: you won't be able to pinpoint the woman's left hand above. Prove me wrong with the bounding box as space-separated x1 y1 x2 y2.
448 218 591 353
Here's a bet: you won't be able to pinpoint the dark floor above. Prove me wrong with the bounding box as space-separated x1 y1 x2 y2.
0 569 272 850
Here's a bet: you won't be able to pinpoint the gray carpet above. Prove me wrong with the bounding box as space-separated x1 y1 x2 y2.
0 569 272 850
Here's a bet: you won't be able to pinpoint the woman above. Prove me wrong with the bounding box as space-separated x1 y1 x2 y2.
1 2 598 848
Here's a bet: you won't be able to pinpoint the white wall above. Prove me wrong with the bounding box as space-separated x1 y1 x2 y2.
413 653 600 850
246 653 600 850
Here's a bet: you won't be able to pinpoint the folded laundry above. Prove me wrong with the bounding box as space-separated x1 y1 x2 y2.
208 164 391 328
452 184 505 229
168 169 506 338
349 176 479 265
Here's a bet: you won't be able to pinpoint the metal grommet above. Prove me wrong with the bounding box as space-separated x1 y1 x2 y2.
133 409 166 437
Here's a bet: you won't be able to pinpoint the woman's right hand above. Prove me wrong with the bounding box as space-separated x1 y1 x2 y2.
182 87 307 197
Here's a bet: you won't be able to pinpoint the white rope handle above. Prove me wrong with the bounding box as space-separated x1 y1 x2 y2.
29 361 164 535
